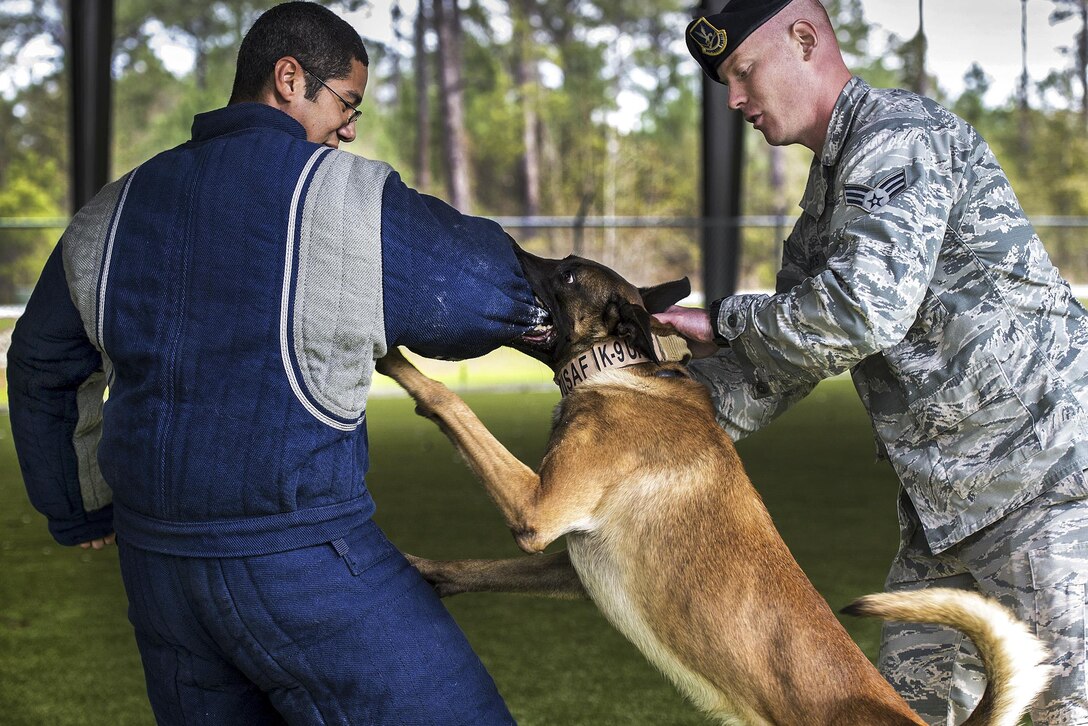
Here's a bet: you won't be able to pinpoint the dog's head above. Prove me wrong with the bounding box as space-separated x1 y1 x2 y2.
513 249 690 366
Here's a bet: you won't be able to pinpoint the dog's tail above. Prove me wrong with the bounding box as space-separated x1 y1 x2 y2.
843 588 1053 726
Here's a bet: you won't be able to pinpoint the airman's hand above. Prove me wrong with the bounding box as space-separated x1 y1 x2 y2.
653 306 718 358
78 533 116 550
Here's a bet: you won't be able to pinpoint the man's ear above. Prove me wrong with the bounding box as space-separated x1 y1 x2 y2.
791 20 818 60
614 300 659 363
272 56 305 101
638 277 690 314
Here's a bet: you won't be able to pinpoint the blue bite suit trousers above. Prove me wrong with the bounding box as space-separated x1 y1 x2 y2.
117 519 515 725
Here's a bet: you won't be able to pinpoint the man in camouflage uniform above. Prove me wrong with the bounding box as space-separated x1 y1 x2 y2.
661 0 1088 723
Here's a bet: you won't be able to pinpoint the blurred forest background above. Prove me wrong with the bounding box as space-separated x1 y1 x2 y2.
1 0 1087 304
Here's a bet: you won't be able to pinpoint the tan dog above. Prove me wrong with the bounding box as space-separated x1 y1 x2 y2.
376 251 1052 726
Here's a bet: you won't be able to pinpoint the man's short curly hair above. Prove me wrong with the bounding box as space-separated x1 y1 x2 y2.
229 1 369 104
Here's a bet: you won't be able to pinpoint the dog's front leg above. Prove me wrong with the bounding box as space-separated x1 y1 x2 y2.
376 348 569 552
407 551 588 599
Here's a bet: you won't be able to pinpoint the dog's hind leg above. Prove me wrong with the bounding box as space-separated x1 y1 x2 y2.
376 348 576 552
407 551 588 599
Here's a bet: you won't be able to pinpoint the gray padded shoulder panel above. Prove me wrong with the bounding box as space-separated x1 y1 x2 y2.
293 151 392 421
57 174 130 514
61 172 135 348
74 370 111 511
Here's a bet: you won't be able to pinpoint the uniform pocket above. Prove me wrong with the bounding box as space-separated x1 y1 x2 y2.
907 355 1042 501
1028 544 1088 702
330 522 401 577
900 290 948 347
910 357 1013 435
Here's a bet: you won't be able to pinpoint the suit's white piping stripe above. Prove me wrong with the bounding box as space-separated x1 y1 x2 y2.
96 168 139 347
279 148 361 432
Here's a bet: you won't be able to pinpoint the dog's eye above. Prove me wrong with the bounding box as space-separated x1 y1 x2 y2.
561 270 575 284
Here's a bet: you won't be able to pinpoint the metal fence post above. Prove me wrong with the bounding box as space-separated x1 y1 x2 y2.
67 0 115 214
696 0 745 302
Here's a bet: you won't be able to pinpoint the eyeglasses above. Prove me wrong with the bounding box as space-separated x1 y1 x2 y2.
298 63 362 124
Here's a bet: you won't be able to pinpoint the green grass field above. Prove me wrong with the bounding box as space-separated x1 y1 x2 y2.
0 370 905 725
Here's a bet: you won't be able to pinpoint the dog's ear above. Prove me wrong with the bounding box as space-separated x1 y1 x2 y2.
615 301 660 363
639 277 691 314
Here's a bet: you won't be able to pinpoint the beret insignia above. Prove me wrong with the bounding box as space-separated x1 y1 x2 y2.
690 17 728 57
685 0 793 84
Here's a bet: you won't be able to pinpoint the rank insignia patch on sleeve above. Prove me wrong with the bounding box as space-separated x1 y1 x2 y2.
843 168 907 213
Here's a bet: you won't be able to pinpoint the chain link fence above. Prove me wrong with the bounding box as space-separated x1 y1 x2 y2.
2 215 1086 312
495 215 1088 301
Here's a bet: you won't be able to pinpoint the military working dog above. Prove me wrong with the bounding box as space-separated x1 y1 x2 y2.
376 251 1052 725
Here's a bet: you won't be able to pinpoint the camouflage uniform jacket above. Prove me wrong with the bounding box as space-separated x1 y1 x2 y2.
694 76 1088 554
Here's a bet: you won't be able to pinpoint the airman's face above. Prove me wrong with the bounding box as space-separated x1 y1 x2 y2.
717 27 804 147
293 60 368 148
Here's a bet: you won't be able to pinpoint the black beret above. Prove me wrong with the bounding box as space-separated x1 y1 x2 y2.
686 0 793 84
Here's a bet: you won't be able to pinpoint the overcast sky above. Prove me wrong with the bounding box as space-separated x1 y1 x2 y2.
862 0 1078 104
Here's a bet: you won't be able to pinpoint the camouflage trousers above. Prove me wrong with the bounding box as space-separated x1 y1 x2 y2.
879 471 1088 725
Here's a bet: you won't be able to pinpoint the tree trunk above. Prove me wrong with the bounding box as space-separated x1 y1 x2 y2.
912 0 927 95
433 0 472 211
195 39 209 92
184 16 210 92
513 0 541 217
1018 0 1031 156
414 0 432 190
1080 0 1088 129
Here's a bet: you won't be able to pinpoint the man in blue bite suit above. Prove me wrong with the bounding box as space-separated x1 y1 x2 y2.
6 2 544 723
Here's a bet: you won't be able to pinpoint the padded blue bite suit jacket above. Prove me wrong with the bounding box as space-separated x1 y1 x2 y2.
8 103 542 556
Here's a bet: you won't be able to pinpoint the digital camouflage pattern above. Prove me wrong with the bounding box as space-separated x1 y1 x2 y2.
878 475 1088 724
691 76 1088 556
690 73 1088 724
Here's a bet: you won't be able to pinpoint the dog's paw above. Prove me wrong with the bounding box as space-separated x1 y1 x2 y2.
412 388 458 423
413 402 440 421
375 347 412 378
513 526 548 554
405 554 465 598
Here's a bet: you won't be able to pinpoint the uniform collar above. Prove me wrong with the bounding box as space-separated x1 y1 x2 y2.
820 75 870 168
800 75 871 218
191 103 308 143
